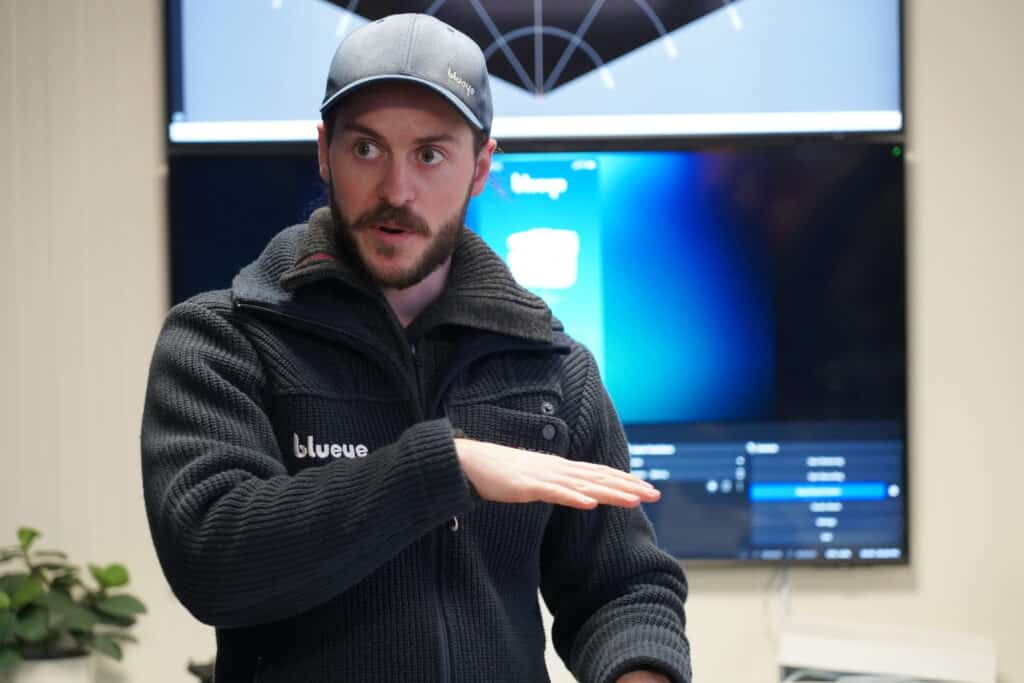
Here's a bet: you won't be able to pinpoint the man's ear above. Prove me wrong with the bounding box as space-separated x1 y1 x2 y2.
469 137 498 198
316 121 330 183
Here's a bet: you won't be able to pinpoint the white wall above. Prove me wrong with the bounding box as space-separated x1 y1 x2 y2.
1 1 1021 681
0 1 213 680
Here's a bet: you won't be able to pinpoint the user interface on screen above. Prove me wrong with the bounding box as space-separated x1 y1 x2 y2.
167 0 903 142
465 147 907 563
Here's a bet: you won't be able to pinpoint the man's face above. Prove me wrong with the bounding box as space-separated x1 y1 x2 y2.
316 82 495 290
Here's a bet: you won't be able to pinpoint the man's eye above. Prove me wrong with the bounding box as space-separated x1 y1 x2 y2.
354 141 381 159
419 148 445 166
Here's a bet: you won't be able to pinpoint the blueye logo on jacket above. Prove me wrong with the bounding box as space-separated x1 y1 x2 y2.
293 433 369 459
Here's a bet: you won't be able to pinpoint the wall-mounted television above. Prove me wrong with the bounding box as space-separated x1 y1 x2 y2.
166 0 903 143
168 141 908 564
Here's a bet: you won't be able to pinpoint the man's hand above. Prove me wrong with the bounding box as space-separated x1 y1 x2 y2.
454 438 660 509
616 671 672 683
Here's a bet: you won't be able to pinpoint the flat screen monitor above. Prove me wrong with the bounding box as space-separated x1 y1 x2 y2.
168 141 908 563
166 0 903 143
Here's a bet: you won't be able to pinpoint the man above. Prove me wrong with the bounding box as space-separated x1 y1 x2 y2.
142 13 690 683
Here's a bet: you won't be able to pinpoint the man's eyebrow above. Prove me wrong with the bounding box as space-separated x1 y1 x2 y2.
340 122 458 145
413 132 458 145
340 122 385 140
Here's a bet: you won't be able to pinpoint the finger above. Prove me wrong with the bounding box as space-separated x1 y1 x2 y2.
549 475 648 508
607 475 661 502
525 450 659 501
533 481 599 509
528 449 654 489
558 462 661 500
565 460 657 488
588 474 659 503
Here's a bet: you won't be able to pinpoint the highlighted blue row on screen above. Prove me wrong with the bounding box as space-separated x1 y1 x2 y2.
749 483 888 502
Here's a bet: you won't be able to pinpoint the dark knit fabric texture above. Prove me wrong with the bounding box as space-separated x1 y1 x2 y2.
141 209 691 682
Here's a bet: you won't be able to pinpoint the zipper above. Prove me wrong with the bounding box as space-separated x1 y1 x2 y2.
409 341 425 413
411 341 454 683
432 526 453 682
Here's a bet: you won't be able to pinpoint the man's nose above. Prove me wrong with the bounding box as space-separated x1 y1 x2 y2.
378 159 416 207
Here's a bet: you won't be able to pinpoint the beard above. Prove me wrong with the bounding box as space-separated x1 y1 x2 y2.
327 175 471 291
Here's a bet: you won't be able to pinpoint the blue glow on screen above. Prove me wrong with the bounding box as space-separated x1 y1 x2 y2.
466 150 775 425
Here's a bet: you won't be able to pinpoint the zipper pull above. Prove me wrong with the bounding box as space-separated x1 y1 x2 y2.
448 516 460 532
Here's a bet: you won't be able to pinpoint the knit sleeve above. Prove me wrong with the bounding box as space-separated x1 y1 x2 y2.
140 298 474 628
539 346 692 683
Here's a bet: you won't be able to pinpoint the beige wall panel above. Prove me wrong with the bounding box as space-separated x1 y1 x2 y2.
2 1 212 682
0 1 18 535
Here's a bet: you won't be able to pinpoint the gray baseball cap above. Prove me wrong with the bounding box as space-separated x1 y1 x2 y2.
321 13 493 133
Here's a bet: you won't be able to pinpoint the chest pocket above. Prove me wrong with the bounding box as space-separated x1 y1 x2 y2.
443 349 571 457
446 400 570 458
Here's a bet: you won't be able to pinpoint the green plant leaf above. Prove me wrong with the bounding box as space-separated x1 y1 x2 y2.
104 632 137 643
105 564 129 587
14 606 49 642
50 575 79 594
11 577 44 610
0 591 9 610
91 610 135 628
0 575 28 597
0 612 16 642
0 647 21 669
86 634 122 661
17 529 39 552
89 563 129 589
39 592 97 633
93 595 146 619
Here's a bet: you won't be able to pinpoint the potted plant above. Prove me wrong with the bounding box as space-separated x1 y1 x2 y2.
0 527 146 682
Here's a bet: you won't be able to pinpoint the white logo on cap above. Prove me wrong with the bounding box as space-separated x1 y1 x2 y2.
447 67 476 97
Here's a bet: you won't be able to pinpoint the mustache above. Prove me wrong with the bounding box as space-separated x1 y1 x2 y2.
349 203 430 235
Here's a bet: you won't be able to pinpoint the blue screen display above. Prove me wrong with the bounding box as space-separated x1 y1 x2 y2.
168 142 908 563
466 151 775 425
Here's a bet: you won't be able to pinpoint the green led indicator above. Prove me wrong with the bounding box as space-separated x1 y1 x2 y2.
892 146 903 157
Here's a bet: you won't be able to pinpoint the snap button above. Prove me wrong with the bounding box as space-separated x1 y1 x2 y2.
540 401 555 415
542 424 557 441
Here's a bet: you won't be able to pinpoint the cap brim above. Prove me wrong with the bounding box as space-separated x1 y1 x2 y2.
320 74 486 131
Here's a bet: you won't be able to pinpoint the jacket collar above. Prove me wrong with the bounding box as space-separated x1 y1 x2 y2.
234 207 555 344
